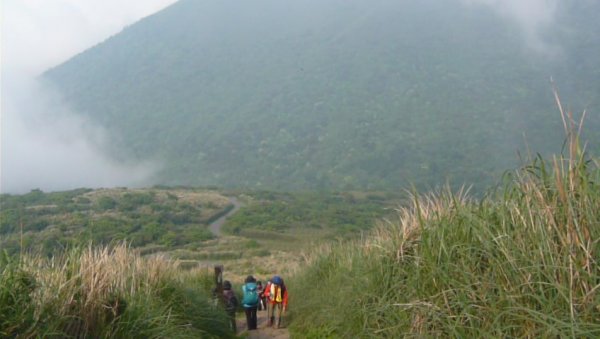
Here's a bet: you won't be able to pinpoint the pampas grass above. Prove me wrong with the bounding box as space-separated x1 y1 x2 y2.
1 243 233 338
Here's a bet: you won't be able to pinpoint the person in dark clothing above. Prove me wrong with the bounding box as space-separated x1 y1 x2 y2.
261 280 270 312
241 275 259 330
222 280 238 334
256 280 265 311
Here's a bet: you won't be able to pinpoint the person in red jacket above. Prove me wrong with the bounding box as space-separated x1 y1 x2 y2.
264 275 288 328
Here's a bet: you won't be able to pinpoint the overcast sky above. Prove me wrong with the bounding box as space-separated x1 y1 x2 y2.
1 0 177 194
3 0 178 76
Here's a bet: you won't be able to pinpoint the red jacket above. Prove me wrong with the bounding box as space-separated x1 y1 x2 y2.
263 281 288 307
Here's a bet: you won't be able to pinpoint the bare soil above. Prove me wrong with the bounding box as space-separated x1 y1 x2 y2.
236 308 290 339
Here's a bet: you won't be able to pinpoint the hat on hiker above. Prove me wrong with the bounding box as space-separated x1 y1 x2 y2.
271 275 283 285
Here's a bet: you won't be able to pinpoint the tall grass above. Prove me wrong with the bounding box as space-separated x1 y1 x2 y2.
0 243 233 338
289 98 599 337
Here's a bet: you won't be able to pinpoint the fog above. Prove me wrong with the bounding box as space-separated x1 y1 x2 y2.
1 76 159 193
1 0 176 193
462 0 559 55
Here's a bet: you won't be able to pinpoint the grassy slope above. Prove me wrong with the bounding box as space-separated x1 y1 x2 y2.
0 189 395 336
288 114 600 337
0 244 233 338
0 188 395 286
132 190 396 284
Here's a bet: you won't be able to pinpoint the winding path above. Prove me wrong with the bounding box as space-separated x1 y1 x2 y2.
209 197 242 236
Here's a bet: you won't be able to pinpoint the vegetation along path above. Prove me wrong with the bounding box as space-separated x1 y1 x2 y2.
209 197 241 236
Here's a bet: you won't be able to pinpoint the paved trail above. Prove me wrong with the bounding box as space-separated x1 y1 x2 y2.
236 308 290 339
209 197 242 236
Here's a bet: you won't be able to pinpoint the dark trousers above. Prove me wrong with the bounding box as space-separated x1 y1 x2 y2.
227 311 236 333
244 306 258 330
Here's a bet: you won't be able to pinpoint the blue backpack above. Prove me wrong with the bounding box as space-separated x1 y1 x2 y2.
242 282 259 306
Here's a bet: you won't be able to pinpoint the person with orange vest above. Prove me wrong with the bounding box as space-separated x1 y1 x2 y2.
264 275 288 328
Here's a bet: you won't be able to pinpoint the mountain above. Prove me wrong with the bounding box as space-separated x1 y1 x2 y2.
43 0 600 191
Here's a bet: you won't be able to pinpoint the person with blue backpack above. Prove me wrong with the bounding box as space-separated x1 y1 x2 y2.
242 275 259 330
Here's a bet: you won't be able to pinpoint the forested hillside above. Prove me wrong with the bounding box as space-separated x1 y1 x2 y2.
43 0 600 191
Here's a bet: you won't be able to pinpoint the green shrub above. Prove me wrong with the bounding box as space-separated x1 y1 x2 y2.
0 252 37 337
97 196 117 210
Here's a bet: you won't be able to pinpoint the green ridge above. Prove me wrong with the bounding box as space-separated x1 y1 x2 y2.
43 0 600 191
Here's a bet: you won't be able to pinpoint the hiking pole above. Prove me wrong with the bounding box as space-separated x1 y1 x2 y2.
280 305 287 328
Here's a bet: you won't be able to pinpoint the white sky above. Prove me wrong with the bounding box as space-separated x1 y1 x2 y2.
1 0 177 193
2 0 178 76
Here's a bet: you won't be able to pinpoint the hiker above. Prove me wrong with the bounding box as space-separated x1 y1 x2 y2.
222 280 238 334
242 275 259 330
265 275 288 328
211 287 219 307
256 280 265 311
260 280 269 311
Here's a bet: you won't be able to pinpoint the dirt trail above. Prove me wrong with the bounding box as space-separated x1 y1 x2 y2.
209 197 242 236
236 308 290 339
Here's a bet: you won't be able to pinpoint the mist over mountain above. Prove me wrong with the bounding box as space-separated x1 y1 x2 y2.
43 0 600 191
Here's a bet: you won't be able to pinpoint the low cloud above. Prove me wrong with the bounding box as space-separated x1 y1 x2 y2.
462 0 559 56
1 0 175 193
1 75 160 194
